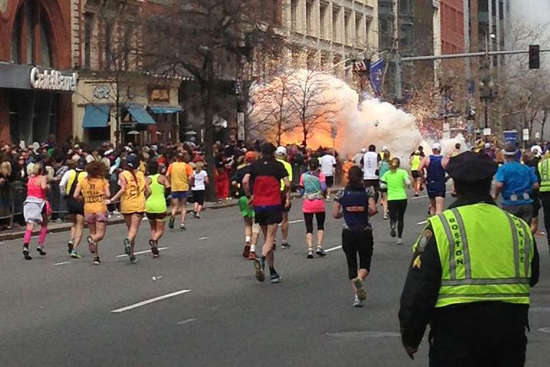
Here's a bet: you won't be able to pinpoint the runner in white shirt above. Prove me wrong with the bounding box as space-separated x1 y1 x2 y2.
320 151 337 201
362 145 380 202
191 162 209 218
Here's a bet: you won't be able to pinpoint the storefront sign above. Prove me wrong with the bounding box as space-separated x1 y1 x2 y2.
30 67 77 92
149 88 170 102
523 129 529 141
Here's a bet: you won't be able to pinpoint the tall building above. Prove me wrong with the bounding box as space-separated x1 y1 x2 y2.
0 0 74 145
440 0 465 54
281 0 379 76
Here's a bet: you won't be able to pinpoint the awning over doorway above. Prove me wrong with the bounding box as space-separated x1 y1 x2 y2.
82 105 110 128
128 105 155 125
150 106 182 114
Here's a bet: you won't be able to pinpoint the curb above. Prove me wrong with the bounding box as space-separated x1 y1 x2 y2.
0 193 302 242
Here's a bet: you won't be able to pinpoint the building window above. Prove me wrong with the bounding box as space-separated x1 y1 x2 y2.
84 12 94 69
344 11 351 45
10 0 54 66
306 1 313 36
104 22 113 70
320 3 328 39
332 6 340 42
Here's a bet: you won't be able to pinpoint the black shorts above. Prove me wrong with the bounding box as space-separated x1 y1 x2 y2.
255 209 283 226
192 190 205 206
342 228 374 279
326 176 334 188
146 212 167 221
411 171 420 179
66 197 84 216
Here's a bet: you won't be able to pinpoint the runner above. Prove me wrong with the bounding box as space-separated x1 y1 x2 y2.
362 145 380 202
192 162 208 219
60 158 87 258
379 153 391 219
22 164 50 260
73 161 110 265
381 158 411 245
409 150 422 197
145 161 170 258
299 159 327 258
167 152 194 230
276 147 293 249
110 155 151 264
243 143 290 284
418 143 446 215
333 166 377 307
231 151 260 259
320 149 336 201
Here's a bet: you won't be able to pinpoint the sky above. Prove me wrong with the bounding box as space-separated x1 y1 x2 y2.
510 0 550 43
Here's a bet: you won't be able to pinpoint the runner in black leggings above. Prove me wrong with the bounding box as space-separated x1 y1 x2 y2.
333 166 378 307
381 158 411 245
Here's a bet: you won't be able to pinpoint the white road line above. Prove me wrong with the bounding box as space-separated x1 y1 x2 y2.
325 245 342 253
177 318 197 325
411 191 452 200
53 262 70 266
116 247 169 258
111 289 191 313
289 219 305 224
198 237 208 240
417 220 428 225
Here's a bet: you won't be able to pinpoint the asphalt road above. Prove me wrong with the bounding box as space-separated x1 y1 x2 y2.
0 193 549 367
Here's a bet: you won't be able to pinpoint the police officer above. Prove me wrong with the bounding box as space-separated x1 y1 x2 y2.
538 151 550 254
399 152 540 366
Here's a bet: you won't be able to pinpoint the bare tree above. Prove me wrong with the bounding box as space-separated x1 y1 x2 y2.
146 0 281 200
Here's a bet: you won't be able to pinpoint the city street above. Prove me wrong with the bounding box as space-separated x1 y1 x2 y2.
0 194 549 367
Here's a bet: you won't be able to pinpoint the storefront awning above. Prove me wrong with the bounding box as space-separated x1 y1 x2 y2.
128 105 155 125
150 106 182 114
82 105 110 128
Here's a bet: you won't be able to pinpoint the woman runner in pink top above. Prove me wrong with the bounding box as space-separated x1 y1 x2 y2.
22 163 50 260
299 159 327 258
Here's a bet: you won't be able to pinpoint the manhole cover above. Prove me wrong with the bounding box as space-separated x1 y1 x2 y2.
327 331 400 339
530 307 550 312
539 327 550 334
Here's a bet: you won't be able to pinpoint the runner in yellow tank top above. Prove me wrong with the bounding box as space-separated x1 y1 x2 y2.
111 155 151 264
166 152 194 230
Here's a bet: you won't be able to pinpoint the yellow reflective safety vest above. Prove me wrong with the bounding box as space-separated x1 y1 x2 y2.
427 203 534 308
538 158 550 192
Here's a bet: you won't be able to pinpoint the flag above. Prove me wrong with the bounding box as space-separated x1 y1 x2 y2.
369 59 384 96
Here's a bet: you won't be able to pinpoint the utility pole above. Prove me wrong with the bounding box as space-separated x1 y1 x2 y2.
393 0 402 101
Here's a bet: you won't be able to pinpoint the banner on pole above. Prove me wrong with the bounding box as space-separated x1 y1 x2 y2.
369 59 384 97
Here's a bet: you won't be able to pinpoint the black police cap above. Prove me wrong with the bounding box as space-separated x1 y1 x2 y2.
446 151 498 182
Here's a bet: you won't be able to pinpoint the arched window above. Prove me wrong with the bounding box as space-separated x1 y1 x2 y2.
10 0 54 67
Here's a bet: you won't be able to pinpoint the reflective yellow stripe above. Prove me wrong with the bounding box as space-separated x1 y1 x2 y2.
451 208 472 279
441 278 530 286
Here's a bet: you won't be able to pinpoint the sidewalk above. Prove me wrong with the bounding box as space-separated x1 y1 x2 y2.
0 198 243 242
0 193 305 242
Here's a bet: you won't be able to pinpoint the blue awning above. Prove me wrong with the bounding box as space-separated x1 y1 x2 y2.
150 106 182 114
82 105 110 128
128 105 155 125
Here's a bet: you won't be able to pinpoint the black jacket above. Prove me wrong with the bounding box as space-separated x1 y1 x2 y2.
398 194 540 348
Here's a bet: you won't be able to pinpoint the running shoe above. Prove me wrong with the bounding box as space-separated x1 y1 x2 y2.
353 295 363 308
383 215 388 220
390 225 397 238
397 238 403 246
179 223 186 231
23 247 32 260
36 246 46 256
281 241 291 250
168 216 175 229
316 247 327 257
243 244 251 258
123 238 131 256
193 211 197 218
248 251 256 261
93 257 101 265
87 236 97 254
130 255 138 264
270 272 281 284
307 248 314 259
149 240 160 258
68 240 74 254
70 250 81 259
195 214 201 219
253 257 265 282
414 193 419 197
353 277 367 301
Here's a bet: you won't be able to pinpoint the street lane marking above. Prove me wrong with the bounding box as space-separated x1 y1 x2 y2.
325 245 342 253
539 327 550 334
53 262 70 266
111 289 191 313
410 191 451 200
289 219 305 224
116 247 169 258
198 237 208 240
417 220 428 225
177 318 197 325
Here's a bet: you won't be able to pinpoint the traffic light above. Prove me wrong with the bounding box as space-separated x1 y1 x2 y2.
529 45 540 69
